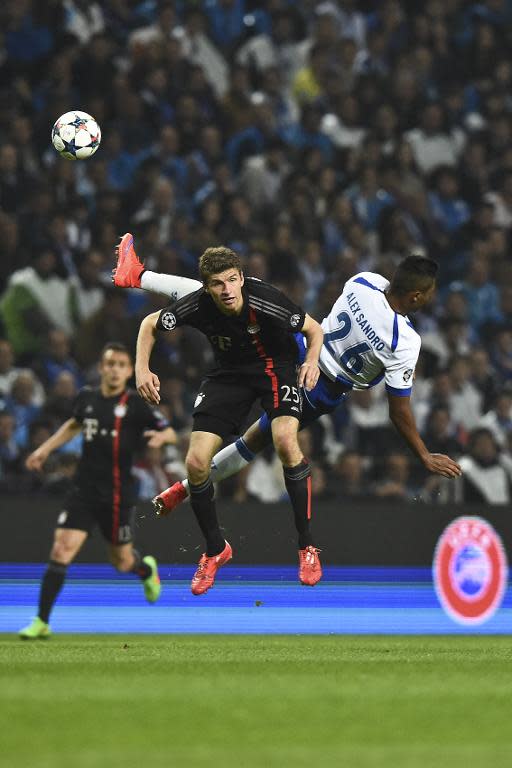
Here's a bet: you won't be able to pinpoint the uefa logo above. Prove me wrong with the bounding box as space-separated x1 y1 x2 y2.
433 516 508 625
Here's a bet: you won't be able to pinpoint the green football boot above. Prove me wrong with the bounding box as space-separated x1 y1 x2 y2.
142 556 161 603
19 617 51 640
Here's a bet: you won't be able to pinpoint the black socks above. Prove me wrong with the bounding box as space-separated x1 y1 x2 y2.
189 478 225 556
284 460 314 549
38 560 68 623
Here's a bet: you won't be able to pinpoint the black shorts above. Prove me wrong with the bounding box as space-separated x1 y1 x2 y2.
193 364 301 439
56 490 136 545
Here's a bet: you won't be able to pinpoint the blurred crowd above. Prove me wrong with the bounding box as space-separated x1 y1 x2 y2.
1 0 512 504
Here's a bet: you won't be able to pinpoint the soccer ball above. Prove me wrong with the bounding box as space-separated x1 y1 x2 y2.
51 110 101 160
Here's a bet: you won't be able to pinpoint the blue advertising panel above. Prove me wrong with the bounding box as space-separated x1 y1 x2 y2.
1 500 510 634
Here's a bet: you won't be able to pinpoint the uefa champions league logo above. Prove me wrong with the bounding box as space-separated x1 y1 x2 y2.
433 516 508 625
452 544 491 599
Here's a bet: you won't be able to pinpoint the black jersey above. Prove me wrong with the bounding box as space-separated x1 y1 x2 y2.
156 277 306 370
72 387 168 505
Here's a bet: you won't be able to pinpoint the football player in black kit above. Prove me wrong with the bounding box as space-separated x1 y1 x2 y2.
136 246 324 594
19 342 177 639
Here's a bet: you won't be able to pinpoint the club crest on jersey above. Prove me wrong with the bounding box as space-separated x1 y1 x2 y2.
161 311 177 330
114 403 127 418
290 314 301 328
247 323 260 334
194 392 205 407
433 516 508 625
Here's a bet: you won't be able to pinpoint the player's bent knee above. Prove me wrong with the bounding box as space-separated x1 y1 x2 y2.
274 432 294 450
186 452 211 481
50 543 76 564
273 432 302 463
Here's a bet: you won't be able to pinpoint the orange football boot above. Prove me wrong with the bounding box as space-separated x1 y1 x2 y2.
112 232 145 288
298 546 322 586
191 541 233 595
153 481 188 516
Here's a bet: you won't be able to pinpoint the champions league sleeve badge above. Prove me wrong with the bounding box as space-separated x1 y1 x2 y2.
161 311 177 330
433 516 508 625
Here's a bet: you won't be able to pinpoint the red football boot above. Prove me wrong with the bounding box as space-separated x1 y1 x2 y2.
191 541 233 595
112 232 145 288
298 546 322 586
152 481 188 516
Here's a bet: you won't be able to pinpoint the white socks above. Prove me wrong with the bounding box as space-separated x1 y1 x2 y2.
140 271 201 300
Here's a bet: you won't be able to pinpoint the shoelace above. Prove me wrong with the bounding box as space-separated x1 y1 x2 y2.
194 556 212 579
302 547 321 565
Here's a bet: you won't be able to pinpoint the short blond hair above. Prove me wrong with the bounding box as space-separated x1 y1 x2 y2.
199 246 242 283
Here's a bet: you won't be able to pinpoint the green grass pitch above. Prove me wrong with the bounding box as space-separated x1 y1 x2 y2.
2 635 512 768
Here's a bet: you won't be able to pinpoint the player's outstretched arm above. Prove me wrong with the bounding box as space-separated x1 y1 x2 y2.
25 418 82 472
387 393 462 479
298 314 323 390
136 311 162 404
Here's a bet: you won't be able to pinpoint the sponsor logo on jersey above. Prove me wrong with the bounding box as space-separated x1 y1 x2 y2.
247 324 260 334
58 511 68 525
114 403 127 418
290 314 301 328
161 311 177 330
433 516 508 625
403 368 413 382
194 392 205 408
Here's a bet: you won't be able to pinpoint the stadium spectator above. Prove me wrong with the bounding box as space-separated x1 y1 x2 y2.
373 452 416 501
478 389 512 448
36 329 83 389
0 339 45 405
329 450 368 498
447 355 483 432
405 102 465 174
0 410 22 487
5 370 42 449
421 405 463 458
0 249 74 360
456 427 512 504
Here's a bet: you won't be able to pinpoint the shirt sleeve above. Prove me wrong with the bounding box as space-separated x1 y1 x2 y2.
383 332 420 397
72 388 87 423
156 290 202 331
136 398 170 431
252 281 306 331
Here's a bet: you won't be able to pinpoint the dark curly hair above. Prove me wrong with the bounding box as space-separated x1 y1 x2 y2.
199 246 242 284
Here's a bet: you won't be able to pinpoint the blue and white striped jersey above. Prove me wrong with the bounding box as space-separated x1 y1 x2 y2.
319 272 421 396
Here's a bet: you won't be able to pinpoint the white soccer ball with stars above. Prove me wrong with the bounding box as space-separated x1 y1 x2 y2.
51 110 101 160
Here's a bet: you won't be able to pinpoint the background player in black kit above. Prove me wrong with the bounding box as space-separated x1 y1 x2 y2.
19 342 177 639
136 246 324 594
